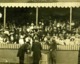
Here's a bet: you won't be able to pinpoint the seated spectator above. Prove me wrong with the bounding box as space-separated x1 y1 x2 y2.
25 35 33 47
19 33 25 44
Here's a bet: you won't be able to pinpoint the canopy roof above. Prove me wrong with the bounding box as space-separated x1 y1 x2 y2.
0 2 80 8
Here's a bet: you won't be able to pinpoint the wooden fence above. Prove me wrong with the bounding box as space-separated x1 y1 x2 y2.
0 43 80 50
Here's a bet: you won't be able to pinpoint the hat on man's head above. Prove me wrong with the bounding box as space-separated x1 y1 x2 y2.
34 37 39 42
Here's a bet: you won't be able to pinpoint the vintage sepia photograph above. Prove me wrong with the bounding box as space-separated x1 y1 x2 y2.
0 0 80 3
0 1 80 64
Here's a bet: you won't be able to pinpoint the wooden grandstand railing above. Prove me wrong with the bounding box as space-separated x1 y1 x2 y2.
0 43 80 50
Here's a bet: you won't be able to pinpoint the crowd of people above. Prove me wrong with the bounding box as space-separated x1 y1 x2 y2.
0 19 80 45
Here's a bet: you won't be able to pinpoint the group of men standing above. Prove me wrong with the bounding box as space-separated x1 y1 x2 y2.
17 36 57 64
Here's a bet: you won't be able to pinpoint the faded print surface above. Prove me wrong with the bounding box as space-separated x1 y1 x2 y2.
0 0 80 3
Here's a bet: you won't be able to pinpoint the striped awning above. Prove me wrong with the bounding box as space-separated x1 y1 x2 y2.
0 2 80 8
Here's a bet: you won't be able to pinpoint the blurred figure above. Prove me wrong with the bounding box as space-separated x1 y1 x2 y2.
19 33 25 44
25 35 33 47
49 37 57 64
32 37 42 64
3 28 9 43
9 31 14 43
17 42 31 64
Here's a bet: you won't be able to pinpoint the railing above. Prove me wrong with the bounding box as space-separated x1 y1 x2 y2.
0 43 21 49
57 45 80 50
0 43 80 50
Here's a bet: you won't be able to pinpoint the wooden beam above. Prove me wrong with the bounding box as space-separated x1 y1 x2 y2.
70 7 72 31
4 7 6 31
36 7 38 26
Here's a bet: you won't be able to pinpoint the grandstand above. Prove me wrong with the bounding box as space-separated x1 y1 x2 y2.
0 3 80 64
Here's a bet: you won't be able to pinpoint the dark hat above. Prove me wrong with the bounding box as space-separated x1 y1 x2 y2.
35 37 39 40
34 37 39 42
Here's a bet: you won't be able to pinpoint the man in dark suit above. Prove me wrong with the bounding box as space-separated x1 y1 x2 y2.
49 37 57 64
32 38 42 64
17 42 30 64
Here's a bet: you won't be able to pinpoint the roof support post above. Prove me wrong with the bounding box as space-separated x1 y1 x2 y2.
70 7 72 31
36 7 38 27
4 7 6 31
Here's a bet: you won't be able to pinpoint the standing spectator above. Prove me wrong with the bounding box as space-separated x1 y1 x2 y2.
13 28 19 44
9 31 14 43
17 42 31 64
3 28 10 43
49 37 57 64
32 37 42 64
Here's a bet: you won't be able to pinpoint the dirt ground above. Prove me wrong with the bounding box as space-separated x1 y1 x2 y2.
0 49 79 64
